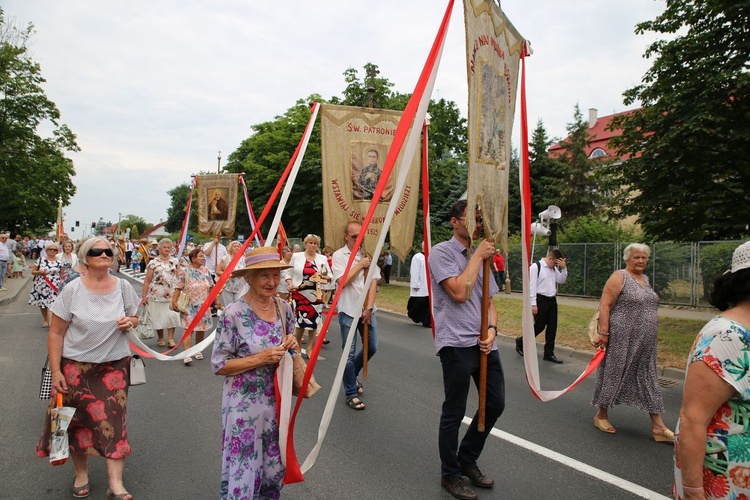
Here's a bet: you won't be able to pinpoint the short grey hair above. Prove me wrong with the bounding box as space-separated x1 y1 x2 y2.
78 237 111 264
158 238 173 248
623 243 651 262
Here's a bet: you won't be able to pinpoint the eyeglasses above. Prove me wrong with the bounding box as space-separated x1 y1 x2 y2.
306 234 320 240
87 248 114 257
46 248 59 252
455 217 483 224
347 234 359 240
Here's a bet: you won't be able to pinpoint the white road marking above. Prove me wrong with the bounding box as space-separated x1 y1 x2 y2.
466 417 671 500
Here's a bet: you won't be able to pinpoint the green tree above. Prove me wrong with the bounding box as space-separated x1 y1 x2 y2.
118 214 152 237
528 119 564 216
0 11 78 233
605 0 750 241
165 183 195 233
553 104 599 220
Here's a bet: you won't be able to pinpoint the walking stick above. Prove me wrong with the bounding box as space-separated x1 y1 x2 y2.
477 256 491 432
362 255 371 381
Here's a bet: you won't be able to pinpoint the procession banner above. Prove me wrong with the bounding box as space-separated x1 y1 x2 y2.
196 174 240 237
320 104 420 261
464 0 524 250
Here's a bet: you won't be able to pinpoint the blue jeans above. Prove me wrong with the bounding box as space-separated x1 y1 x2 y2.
338 312 378 399
0 261 6 287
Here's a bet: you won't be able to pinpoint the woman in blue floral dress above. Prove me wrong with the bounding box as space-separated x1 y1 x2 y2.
674 241 750 500
212 247 297 500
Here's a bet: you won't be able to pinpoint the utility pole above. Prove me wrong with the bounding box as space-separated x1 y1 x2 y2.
217 151 222 174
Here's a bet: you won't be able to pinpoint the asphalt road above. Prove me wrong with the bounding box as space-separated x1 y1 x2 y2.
3 276 681 499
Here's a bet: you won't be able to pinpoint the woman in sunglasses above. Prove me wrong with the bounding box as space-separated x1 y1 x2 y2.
36 237 140 500
29 242 64 328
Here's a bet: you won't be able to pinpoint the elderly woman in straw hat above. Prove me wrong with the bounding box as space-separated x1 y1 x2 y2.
211 247 298 500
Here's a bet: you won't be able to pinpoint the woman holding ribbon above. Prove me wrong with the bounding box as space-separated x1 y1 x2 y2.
284 234 330 354
36 236 139 500
142 238 181 348
212 246 297 500
172 248 219 365
29 242 64 328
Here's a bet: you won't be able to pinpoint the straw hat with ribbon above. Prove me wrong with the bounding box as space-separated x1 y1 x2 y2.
231 246 292 278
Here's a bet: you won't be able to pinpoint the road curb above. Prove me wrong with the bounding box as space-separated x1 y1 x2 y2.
0 276 31 307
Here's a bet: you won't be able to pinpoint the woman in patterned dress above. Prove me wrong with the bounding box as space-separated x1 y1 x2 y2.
29 241 64 328
37 237 139 500
591 243 674 441
216 240 248 304
211 247 297 500
141 238 181 348
283 234 330 355
59 240 79 283
172 248 220 365
674 241 750 500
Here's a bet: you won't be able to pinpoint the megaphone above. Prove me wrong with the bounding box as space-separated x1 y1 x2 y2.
531 222 551 236
539 205 562 222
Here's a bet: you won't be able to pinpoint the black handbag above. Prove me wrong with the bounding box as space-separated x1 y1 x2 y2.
39 356 52 400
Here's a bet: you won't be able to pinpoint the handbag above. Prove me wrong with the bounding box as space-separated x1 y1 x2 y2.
586 309 601 346
136 304 154 339
175 291 190 314
39 356 52 400
292 352 321 398
130 355 146 386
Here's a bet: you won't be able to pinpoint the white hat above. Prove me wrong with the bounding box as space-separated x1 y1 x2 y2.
731 241 750 273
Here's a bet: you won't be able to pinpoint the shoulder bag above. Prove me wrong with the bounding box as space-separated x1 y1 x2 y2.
586 309 600 346
119 279 147 385
39 356 52 400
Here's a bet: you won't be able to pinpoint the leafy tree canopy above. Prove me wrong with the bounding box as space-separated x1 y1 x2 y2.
604 0 750 241
0 10 78 235
168 63 469 246
118 214 153 236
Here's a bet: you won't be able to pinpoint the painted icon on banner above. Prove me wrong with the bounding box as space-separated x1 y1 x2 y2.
351 143 393 202
478 60 507 166
208 188 230 221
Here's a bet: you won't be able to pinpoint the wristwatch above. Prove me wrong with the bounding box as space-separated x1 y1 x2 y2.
488 324 498 334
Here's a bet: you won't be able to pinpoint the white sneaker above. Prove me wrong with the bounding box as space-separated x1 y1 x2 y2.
0 287 7 291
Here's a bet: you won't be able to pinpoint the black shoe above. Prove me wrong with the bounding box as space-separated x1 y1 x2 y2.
543 354 563 364
441 476 477 500
515 337 523 356
460 464 494 488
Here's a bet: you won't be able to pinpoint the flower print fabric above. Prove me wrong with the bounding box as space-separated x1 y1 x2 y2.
290 259 323 331
176 265 214 330
212 298 294 500
673 316 750 499
28 258 63 307
37 358 131 459
146 257 180 302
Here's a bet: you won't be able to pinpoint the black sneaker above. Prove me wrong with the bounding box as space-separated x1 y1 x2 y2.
515 337 523 356
440 476 477 500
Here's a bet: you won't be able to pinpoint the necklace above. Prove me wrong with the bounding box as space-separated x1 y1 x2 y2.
252 296 272 311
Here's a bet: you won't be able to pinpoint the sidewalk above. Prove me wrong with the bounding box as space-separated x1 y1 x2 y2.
0 273 31 307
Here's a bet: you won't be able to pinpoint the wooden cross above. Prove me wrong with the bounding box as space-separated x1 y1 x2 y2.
307 272 331 302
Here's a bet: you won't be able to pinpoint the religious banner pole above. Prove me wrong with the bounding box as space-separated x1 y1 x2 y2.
477 255 491 432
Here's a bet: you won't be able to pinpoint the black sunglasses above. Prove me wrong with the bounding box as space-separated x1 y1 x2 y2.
87 248 114 257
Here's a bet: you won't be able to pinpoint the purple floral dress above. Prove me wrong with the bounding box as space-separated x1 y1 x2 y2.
211 298 294 500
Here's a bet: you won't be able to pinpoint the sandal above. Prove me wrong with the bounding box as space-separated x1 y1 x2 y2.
194 352 204 360
72 482 90 498
346 397 365 410
167 340 176 348
157 339 165 347
594 416 616 434
105 489 133 500
356 379 364 395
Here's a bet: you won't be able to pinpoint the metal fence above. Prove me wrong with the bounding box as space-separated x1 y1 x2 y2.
389 240 742 307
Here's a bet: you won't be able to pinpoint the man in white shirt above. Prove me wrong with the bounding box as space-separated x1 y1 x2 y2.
407 242 431 327
0 233 9 290
515 249 568 363
332 221 379 411
202 237 227 279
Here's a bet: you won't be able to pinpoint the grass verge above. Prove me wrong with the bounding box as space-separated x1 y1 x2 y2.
376 283 704 369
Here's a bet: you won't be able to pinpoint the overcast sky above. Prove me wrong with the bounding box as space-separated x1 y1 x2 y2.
5 0 664 237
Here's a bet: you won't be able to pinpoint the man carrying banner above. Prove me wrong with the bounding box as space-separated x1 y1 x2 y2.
429 200 503 500
332 221 379 411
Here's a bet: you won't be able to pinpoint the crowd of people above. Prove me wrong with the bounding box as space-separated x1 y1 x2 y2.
8 222 746 500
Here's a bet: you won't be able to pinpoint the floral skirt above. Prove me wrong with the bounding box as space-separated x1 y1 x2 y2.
36 357 131 459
